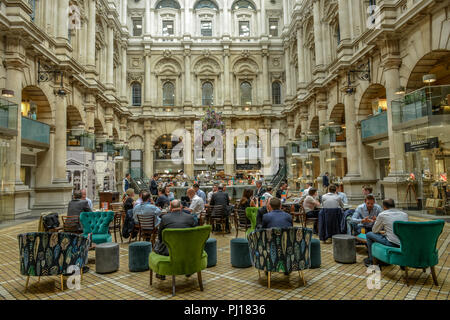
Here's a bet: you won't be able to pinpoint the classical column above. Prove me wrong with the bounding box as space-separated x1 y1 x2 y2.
284 42 293 100
144 50 151 104
54 95 68 181
105 111 113 139
313 0 324 67
356 120 377 180
260 0 266 35
223 0 230 36
262 48 270 105
121 45 127 100
223 49 231 106
184 49 192 105
106 25 114 87
184 121 194 177
145 0 151 35
121 0 128 26
343 90 360 177
317 94 328 177
297 25 306 86
184 5 190 35
338 0 351 42
57 0 69 41
85 95 96 133
144 122 153 178
87 0 96 69
224 120 234 176
283 0 288 27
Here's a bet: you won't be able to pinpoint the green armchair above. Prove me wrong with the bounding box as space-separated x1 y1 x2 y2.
245 207 258 238
372 220 444 286
149 225 212 296
80 211 114 244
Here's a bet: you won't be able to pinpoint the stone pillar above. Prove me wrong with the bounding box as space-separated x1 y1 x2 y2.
144 122 153 178
317 94 328 177
260 0 266 35
286 115 295 184
87 0 96 69
184 121 194 177
313 0 324 67
57 0 69 41
184 49 192 105
184 5 190 35
262 48 270 105
85 96 96 134
105 110 113 139
106 25 114 87
356 120 377 181
223 49 231 106
283 0 288 27
343 91 359 177
144 50 151 104
121 0 128 26
54 95 68 182
121 45 127 100
224 120 234 176
262 118 273 178
284 42 292 100
223 0 230 36
297 25 305 86
338 0 351 42
145 0 151 35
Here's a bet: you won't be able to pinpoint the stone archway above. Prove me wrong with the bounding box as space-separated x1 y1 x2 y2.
21 86 53 125
406 50 450 90
358 84 386 117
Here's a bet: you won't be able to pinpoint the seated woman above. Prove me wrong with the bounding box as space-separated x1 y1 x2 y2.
238 189 256 211
303 188 320 218
123 188 135 213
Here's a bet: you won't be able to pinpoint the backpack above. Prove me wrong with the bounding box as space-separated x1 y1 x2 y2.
42 213 60 230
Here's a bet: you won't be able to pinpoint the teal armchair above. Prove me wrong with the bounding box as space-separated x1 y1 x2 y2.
80 211 114 244
372 220 444 286
149 225 211 296
245 207 258 238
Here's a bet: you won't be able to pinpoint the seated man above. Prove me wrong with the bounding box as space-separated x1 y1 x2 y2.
155 187 170 209
364 199 409 267
210 184 231 232
185 188 205 224
262 197 293 229
321 184 344 209
350 194 382 235
153 200 197 279
303 188 320 233
337 190 348 205
68 190 92 232
133 191 162 226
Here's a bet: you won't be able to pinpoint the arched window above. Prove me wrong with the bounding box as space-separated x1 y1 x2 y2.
155 0 181 9
202 82 214 106
163 82 175 106
272 82 281 105
131 82 142 106
231 0 256 10
240 81 252 106
194 0 219 10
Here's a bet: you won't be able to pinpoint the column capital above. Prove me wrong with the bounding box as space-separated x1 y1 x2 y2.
144 121 152 132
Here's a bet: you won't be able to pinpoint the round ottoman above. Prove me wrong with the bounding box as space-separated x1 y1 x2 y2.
129 241 152 272
95 242 120 274
205 238 217 268
230 238 252 268
310 238 321 268
332 234 356 264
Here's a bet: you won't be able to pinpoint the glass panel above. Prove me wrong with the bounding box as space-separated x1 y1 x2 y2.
132 83 141 106
239 21 250 37
361 112 388 139
269 19 278 37
133 18 142 36
240 82 252 105
163 82 175 106
0 98 18 132
232 0 256 10
162 20 174 36
202 82 214 106
201 20 212 36
195 0 219 10
21 116 50 145
272 82 281 104
156 0 181 9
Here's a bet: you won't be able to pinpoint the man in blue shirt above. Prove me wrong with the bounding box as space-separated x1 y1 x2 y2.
155 188 170 209
123 173 130 194
133 192 162 225
350 194 382 235
193 183 207 204
337 190 348 205
262 197 293 229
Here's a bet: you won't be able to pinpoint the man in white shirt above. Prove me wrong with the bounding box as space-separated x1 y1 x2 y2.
207 184 218 203
81 189 93 210
321 185 344 209
364 198 409 267
302 182 313 197
186 188 205 220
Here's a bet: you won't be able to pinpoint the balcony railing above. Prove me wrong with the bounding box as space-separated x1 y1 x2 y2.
96 140 115 155
114 144 130 160
21 116 50 147
319 127 346 148
67 131 96 152
299 136 319 153
0 98 18 136
361 112 388 140
392 85 450 126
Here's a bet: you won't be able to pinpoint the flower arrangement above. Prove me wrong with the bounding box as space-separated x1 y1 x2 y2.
201 107 225 134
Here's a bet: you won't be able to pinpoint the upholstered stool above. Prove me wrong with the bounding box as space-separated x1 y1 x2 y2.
205 238 217 268
95 242 120 273
129 241 152 272
310 238 321 268
230 238 252 268
332 234 356 264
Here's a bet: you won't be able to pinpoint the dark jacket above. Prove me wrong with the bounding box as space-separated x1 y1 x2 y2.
323 175 330 187
276 189 284 199
154 210 196 256
67 199 92 217
210 191 230 216
122 209 136 239
262 209 293 229
256 206 268 230
254 187 266 199
155 194 170 208
150 179 158 195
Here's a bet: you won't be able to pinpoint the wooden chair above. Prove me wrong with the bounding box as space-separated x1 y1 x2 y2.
137 215 158 246
209 205 228 236
109 212 123 243
234 207 251 238
62 216 82 234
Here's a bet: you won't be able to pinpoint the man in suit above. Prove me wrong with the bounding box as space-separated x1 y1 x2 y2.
150 173 159 196
123 173 130 194
209 184 231 232
254 180 266 201
153 200 196 279
68 190 92 231
262 197 293 229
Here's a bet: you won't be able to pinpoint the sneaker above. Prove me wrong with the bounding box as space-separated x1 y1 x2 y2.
185 274 193 278
364 258 373 267
155 274 166 280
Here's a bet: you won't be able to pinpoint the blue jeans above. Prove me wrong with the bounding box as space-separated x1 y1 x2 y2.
366 232 399 261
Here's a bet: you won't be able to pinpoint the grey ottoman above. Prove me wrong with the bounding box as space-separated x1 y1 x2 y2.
95 242 120 273
332 235 356 264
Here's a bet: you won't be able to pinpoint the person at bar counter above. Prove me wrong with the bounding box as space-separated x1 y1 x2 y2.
364 199 409 267
153 200 197 280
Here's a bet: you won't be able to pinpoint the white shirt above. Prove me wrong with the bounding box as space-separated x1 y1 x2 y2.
372 208 409 245
189 195 205 216
321 193 344 209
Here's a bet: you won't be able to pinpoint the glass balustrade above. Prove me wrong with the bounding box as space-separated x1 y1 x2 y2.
361 112 388 140
21 116 50 145
0 98 18 134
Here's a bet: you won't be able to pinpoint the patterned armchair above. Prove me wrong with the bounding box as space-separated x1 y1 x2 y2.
17 232 89 292
247 227 312 288
80 211 114 244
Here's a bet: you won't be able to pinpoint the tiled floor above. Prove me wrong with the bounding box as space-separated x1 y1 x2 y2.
0 216 448 300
